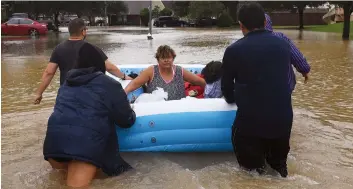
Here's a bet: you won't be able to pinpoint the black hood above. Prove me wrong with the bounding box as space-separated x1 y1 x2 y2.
65 67 103 86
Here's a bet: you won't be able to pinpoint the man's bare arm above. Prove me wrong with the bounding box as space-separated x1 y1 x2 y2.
124 66 152 94
34 62 58 104
105 60 132 80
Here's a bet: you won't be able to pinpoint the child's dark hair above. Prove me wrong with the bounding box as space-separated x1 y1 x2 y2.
201 61 222 84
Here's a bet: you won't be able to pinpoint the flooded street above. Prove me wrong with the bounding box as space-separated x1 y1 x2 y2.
2 27 353 189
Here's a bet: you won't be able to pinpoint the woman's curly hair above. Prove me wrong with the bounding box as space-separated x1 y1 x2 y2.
155 45 176 60
201 61 223 84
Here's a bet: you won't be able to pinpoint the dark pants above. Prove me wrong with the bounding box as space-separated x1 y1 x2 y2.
232 126 290 177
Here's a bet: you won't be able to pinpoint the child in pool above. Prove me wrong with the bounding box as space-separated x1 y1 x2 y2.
202 61 223 98
185 61 223 98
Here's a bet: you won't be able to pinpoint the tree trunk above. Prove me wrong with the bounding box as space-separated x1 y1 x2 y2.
53 12 60 32
34 12 39 20
298 30 303 40
342 2 352 40
88 15 91 26
298 6 304 30
76 12 82 18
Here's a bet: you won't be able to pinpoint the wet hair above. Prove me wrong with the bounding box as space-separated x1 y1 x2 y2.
201 61 222 84
68 18 86 36
155 45 176 60
75 43 106 73
237 2 265 31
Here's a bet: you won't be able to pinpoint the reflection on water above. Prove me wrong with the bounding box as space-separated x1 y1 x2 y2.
1 27 353 189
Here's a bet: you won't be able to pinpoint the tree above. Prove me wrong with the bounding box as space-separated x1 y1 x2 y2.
106 1 128 26
335 1 353 40
220 1 238 23
188 1 225 19
4 1 128 27
217 11 234 27
172 1 190 17
106 1 128 15
152 6 161 18
160 8 173 16
294 1 326 30
140 8 149 26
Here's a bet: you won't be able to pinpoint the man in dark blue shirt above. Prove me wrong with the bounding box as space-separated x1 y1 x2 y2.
221 2 293 177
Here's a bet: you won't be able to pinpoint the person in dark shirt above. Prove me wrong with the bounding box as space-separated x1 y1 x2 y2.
221 2 293 177
33 18 132 104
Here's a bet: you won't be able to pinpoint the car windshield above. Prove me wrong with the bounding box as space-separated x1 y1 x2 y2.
7 19 19 24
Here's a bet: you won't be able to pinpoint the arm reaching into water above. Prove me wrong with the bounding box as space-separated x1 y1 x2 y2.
111 82 136 128
124 66 153 94
183 69 206 88
34 46 61 104
280 33 311 83
34 62 58 104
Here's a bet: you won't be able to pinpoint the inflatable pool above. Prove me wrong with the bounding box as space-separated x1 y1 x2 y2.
107 64 237 152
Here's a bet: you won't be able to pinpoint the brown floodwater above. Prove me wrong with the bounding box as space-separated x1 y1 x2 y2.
1 27 353 189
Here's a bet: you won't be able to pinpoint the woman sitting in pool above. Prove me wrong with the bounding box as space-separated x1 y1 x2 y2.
124 45 206 100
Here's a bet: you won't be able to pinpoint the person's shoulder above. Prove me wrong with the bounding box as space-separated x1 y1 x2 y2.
82 41 103 51
225 40 242 53
144 65 155 73
89 74 123 96
96 73 122 86
263 31 289 45
271 31 291 43
85 41 100 48
56 40 86 51
230 37 245 46
272 31 286 38
53 40 69 50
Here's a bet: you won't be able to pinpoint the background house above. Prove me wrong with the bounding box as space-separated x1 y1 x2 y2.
268 8 328 26
322 7 353 24
112 1 165 26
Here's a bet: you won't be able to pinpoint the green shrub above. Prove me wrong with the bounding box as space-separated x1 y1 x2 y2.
160 8 173 16
140 8 149 26
217 11 233 27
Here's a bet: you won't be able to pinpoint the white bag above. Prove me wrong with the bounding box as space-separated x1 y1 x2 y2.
134 87 168 103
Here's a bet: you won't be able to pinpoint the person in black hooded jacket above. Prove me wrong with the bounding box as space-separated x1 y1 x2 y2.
43 42 136 188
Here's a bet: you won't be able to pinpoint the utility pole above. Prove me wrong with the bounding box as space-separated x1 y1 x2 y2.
104 1 107 26
147 0 153 40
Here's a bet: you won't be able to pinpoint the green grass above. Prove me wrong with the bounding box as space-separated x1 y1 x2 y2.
273 21 353 35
